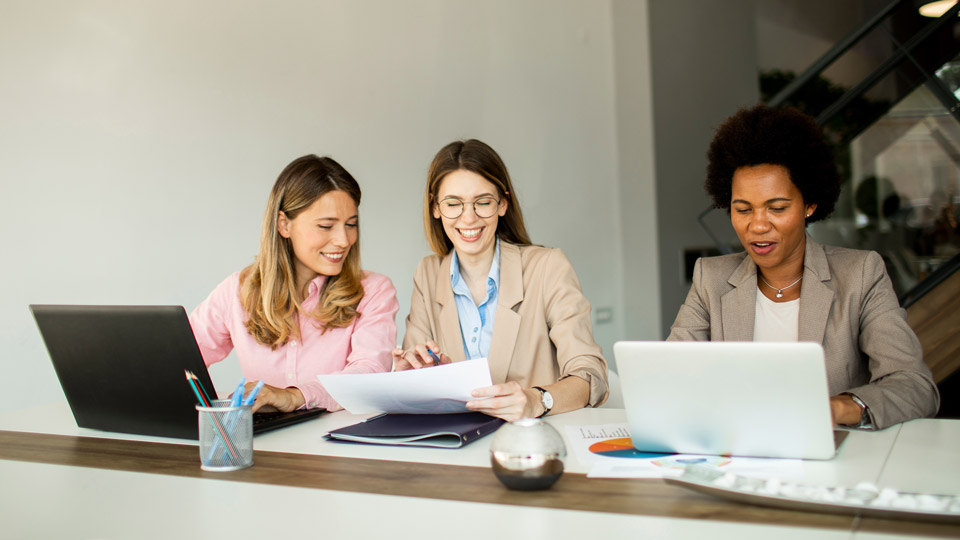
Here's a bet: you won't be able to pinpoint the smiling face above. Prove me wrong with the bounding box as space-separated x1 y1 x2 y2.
730 164 816 277
432 169 507 262
278 190 358 286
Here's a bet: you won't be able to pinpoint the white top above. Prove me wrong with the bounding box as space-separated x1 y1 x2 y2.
753 288 799 342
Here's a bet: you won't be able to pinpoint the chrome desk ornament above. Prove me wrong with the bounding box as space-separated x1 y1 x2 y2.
490 418 566 490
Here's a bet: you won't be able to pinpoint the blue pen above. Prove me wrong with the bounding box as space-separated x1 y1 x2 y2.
426 348 443 367
242 380 265 406
230 377 246 407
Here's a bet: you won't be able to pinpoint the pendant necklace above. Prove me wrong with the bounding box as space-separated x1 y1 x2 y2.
758 273 803 299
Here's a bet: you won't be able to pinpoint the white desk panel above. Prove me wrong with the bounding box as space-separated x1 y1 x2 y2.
793 425 900 488
873 418 960 496
1 459 853 540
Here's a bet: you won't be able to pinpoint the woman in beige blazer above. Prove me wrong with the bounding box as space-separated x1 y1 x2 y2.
393 140 609 421
668 105 938 430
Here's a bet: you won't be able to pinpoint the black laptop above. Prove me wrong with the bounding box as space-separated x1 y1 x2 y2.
30 304 324 440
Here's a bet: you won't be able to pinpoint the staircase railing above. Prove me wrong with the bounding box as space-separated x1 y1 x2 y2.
697 0 960 306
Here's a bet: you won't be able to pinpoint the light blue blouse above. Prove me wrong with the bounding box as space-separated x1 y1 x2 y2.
449 239 500 359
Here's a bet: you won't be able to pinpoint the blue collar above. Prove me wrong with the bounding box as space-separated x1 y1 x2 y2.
450 238 501 293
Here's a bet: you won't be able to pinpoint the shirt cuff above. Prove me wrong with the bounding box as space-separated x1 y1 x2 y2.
564 368 609 408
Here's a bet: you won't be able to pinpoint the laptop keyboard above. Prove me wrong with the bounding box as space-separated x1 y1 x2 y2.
252 408 325 434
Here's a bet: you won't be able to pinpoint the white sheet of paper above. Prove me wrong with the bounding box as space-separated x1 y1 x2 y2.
317 358 493 414
588 455 805 479
565 424 804 479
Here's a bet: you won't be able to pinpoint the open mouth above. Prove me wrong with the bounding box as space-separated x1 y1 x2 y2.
457 227 483 242
322 252 345 262
750 242 776 255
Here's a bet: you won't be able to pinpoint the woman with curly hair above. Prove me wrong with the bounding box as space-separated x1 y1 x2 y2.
189 155 398 412
668 104 938 430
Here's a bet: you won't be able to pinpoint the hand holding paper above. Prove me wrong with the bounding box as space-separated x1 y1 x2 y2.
318 358 493 414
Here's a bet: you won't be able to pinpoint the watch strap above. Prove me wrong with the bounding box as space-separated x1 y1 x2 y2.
845 393 870 428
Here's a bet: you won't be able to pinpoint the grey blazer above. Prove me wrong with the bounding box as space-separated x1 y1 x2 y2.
668 234 939 430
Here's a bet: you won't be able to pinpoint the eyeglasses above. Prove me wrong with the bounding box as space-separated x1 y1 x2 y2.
436 196 501 219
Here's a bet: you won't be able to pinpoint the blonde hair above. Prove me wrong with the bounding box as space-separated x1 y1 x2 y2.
424 139 532 256
240 155 365 347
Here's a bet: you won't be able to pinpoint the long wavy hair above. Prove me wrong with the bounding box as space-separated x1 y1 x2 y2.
240 155 365 347
424 139 532 256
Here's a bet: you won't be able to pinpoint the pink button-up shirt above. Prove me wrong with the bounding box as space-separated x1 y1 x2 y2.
189 270 398 411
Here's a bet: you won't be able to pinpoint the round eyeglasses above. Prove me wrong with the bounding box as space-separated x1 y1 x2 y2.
436 196 501 219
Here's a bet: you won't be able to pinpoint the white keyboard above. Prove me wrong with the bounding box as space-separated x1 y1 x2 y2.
666 465 960 523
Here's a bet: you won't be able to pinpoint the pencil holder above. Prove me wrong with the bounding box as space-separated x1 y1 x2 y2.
196 400 254 471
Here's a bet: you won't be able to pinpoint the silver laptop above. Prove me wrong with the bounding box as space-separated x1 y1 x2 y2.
614 341 838 460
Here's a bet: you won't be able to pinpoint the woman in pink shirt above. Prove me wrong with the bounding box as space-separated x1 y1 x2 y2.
190 155 399 412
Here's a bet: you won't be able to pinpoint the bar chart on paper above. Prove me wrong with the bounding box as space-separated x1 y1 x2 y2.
565 424 744 478
567 423 673 459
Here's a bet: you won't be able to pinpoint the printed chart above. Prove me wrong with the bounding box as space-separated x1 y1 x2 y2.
588 437 673 459
566 423 790 478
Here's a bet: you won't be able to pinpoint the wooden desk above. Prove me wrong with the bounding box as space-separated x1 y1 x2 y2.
1 407 957 539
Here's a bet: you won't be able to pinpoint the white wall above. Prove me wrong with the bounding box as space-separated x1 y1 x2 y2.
0 0 643 411
648 0 760 334
612 0 661 342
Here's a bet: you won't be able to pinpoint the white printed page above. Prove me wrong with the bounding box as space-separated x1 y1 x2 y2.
317 359 493 414
564 424 803 479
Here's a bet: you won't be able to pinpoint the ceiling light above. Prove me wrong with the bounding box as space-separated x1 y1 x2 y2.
919 0 958 17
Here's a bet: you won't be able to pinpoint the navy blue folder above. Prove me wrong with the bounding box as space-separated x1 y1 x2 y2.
325 412 504 448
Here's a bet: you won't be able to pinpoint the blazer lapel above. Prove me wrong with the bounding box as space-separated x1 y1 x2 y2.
798 234 834 343
721 255 758 341
488 241 523 384
434 251 466 363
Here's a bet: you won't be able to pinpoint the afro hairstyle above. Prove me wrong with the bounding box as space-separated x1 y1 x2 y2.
705 104 841 223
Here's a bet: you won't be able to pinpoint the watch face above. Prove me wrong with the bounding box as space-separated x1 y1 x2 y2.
541 390 554 409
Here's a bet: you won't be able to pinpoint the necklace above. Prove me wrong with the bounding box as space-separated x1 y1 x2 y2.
758 273 803 299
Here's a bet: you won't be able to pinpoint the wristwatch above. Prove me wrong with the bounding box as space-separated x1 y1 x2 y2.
845 393 870 428
533 386 553 418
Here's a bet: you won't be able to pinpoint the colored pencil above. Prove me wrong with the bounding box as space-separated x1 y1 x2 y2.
185 371 238 460
184 371 210 406
192 371 213 403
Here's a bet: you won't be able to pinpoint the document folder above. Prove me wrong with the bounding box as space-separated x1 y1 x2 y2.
325 412 504 448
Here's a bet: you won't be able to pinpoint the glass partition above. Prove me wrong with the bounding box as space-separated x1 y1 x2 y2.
810 78 960 296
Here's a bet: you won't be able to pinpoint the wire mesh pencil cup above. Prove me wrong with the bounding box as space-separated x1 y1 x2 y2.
196 400 254 471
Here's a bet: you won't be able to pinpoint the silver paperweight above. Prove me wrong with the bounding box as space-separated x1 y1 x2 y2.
490 418 566 490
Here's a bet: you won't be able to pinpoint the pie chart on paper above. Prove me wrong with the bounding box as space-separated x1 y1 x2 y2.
588 437 673 459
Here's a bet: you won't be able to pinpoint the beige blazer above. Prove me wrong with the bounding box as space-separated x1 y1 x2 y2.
402 241 609 407
668 234 939 430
